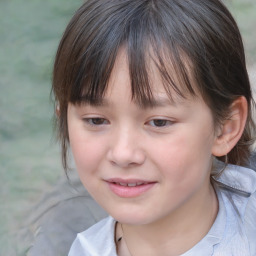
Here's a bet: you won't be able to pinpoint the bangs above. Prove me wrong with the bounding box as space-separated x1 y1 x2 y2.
64 1 197 107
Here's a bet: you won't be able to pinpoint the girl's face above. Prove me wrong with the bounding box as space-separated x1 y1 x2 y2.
67 49 218 225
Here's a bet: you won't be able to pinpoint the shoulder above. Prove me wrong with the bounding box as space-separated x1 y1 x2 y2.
215 164 256 219
244 190 256 254
68 216 117 256
215 164 256 255
215 164 256 196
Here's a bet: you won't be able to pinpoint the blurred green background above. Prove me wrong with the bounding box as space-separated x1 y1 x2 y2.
0 0 255 255
0 0 83 255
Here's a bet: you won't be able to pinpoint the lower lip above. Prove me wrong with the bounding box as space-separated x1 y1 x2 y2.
107 182 156 198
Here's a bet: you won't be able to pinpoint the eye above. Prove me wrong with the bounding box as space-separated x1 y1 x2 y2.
83 117 109 126
147 119 173 127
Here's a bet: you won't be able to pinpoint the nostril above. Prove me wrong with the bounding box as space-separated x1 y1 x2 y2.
107 148 146 168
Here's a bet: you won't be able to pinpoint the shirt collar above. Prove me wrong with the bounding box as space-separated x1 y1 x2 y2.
214 163 256 196
181 187 226 256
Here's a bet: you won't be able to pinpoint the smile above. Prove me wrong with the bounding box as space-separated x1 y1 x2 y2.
114 182 147 187
106 178 156 198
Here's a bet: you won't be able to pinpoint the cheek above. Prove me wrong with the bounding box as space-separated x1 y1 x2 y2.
151 128 213 180
69 128 105 175
71 140 100 170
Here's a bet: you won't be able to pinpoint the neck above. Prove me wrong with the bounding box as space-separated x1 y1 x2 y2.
116 182 218 256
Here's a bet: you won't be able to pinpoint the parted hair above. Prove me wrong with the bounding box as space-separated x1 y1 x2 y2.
52 0 255 172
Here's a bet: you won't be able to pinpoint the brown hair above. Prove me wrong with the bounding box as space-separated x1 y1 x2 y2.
52 0 256 172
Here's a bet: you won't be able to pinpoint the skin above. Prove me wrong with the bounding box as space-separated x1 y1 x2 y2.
67 49 222 255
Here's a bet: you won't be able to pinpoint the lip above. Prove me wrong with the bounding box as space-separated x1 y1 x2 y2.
105 178 156 198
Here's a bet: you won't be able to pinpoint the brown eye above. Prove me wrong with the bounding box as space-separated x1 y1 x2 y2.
91 118 106 125
83 118 109 126
148 119 173 127
153 120 167 127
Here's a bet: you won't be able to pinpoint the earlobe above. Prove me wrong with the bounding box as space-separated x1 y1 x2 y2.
212 96 248 157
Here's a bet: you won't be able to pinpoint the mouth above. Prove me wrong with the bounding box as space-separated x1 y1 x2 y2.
112 181 149 187
105 178 156 198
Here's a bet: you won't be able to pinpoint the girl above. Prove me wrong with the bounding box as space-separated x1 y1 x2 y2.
52 0 256 255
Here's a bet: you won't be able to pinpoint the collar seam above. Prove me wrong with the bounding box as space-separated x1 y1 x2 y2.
213 178 251 197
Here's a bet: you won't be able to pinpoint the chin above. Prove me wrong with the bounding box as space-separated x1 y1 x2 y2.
109 210 156 226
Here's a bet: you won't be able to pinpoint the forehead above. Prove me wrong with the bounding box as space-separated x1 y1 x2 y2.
78 46 199 111
101 47 198 107
74 41 200 109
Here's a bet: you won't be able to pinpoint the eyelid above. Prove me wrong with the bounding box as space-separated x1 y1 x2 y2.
146 117 175 128
82 117 110 126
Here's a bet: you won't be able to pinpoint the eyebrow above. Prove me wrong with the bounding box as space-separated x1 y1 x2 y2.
78 96 110 107
138 94 184 109
78 95 182 108
145 97 177 108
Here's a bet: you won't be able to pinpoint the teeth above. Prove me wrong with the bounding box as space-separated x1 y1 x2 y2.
117 182 146 187
127 183 137 187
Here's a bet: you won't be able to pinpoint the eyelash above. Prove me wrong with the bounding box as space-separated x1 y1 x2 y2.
83 117 173 129
147 119 173 128
83 118 109 126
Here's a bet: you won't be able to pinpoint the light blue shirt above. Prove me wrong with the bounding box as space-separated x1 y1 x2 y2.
69 164 256 256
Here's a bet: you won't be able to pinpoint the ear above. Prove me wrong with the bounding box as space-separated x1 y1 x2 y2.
55 102 60 117
212 96 248 157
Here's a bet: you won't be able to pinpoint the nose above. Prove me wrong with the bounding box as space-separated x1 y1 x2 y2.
107 129 146 168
